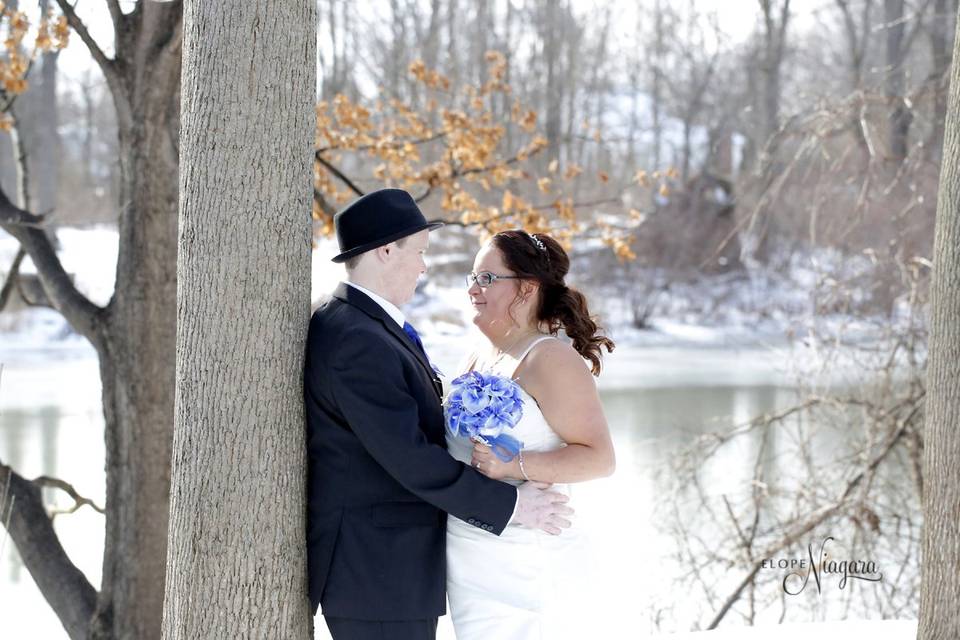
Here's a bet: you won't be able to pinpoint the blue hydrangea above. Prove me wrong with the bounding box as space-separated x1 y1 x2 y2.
445 371 524 461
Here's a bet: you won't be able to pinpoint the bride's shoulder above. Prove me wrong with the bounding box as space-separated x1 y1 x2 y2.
523 337 590 380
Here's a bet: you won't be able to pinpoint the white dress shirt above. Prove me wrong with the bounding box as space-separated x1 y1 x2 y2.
344 280 405 327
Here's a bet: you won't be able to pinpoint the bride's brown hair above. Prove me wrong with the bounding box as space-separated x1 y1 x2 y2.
490 230 614 376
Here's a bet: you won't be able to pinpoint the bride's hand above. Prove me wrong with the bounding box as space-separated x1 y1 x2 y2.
470 441 518 481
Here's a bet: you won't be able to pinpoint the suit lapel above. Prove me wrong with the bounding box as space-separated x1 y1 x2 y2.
333 283 443 398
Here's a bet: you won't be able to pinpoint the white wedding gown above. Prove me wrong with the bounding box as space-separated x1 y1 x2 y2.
444 336 596 640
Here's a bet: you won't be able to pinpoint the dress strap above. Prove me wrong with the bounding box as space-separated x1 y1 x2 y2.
464 350 480 373
511 335 556 378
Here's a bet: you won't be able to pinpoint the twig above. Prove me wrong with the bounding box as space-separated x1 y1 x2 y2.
33 475 105 515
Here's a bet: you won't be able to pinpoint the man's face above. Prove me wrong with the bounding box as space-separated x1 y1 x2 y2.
384 229 429 306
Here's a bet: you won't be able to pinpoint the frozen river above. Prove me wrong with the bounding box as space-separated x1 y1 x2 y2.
0 338 918 639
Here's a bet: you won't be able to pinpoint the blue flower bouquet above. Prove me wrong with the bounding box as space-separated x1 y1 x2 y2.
445 371 524 462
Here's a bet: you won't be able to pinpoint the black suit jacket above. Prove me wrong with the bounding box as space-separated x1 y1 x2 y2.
304 283 517 619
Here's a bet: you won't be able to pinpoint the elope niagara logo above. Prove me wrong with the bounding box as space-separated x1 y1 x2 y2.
761 536 883 595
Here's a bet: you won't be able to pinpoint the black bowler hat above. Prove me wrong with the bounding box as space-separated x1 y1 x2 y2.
331 189 444 263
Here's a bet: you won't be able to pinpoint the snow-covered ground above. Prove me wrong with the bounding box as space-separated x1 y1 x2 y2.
1 226 922 360
1 225 925 401
660 620 918 639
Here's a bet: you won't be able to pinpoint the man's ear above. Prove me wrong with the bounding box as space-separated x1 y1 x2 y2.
374 243 393 262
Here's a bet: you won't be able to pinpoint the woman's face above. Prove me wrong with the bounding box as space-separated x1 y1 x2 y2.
468 242 534 333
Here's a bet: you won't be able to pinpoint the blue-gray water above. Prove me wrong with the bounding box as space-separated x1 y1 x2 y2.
0 343 909 638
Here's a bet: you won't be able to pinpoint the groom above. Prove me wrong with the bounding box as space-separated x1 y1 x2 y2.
304 189 574 640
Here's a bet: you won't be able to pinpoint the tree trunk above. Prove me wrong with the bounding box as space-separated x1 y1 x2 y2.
0 2 181 638
91 7 183 636
928 0 952 159
835 0 874 160
51 1 184 637
652 0 665 171
885 0 912 163
35 0 60 219
542 0 561 170
758 0 790 157
918 12 960 639
422 0 442 77
161 0 315 636
446 0 459 86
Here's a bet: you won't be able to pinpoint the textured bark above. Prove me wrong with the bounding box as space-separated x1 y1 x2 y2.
51 2 183 638
918 10 960 639
93 5 183 639
161 0 315 637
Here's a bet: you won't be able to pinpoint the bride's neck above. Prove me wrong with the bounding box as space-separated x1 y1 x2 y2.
482 323 543 354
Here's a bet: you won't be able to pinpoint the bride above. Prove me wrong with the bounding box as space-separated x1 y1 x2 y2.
444 229 616 640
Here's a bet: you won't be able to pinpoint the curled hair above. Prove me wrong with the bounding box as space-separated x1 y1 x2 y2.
491 230 615 375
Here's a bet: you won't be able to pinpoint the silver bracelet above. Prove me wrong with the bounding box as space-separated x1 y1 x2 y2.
518 450 530 481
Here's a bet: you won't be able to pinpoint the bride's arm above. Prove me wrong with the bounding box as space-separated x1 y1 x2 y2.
472 340 616 483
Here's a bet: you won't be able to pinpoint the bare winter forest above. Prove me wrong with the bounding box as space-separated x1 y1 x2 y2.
1 1 959 639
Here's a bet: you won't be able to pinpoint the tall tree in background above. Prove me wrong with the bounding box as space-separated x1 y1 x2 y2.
883 0 930 164
834 0 875 159
540 0 561 167
650 0 668 171
34 0 60 217
885 0 912 163
759 0 791 154
161 0 314 636
927 0 954 157
1 2 183 637
918 9 960 638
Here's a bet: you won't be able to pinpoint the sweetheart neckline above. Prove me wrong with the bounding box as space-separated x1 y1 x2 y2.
458 367 540 408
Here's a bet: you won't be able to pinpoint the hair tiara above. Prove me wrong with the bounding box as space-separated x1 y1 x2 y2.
527 232 547 254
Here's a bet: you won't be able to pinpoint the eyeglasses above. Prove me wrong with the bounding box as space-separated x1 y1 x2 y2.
465 271 521 288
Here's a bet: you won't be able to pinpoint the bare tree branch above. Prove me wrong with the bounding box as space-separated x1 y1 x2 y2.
54 0 117 84
15 275 54 309
0 188 44 226
0 57 37 114
34 475 106 516
0 189 104 343
901 0 935 56
314 152 365 196
316 131 447 155
105 0 125 35
0 246 26 311
704 408 914 629
313 189 336 218
0 462 97 640
7 108 31 211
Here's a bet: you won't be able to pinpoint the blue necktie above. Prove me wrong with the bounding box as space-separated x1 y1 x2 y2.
403 321 442 377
